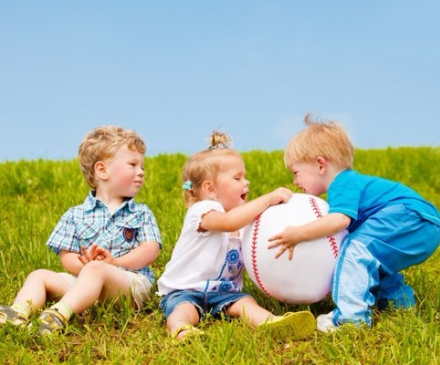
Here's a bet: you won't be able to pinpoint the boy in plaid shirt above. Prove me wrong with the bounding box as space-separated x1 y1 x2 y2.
0 126 161 334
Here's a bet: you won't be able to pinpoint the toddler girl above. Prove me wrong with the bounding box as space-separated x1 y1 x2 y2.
157 130 316 342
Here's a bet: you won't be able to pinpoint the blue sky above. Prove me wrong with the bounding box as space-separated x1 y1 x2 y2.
1 1 439 162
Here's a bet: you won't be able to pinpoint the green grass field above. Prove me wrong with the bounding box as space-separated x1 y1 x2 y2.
1 147 439 364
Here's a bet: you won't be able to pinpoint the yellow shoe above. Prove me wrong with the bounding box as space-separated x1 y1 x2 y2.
258 311 316 341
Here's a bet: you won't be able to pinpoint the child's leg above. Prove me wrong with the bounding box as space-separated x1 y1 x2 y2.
376 273 415 310
37 261 132 335
330 238 379 327
13 269 73 312
159 290 203 341
327 208 440 330
226 296 316 341
372 214 440 311
226 296 273 328
57 261 132 314
1 269 72 321
1 269 72 326
166 303 200 340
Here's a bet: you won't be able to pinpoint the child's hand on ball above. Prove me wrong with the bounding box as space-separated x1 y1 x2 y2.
268 187 292 206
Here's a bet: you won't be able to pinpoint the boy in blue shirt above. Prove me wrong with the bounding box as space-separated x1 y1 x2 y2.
268 115 440 332
0 126 161 334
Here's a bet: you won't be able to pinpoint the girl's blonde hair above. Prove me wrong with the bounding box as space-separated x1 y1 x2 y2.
78 125 146 189
284 114 354 169
182 130 242 207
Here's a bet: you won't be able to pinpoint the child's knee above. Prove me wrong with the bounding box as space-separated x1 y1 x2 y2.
27 268 55 281
226 297 257 316
80 260 107 276
168 302 200 324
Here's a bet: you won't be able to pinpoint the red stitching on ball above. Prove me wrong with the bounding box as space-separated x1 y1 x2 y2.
327 235 339 258
309 197 339 258
309 197 321 218
250 214 271 296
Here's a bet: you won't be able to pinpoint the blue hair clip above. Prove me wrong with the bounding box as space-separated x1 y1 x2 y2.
182 180 192 191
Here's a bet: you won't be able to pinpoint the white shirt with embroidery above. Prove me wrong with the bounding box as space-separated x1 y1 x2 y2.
157 200 244 296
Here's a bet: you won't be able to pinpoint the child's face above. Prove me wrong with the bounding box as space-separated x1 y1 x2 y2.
104 145 145 198
289 160 327 196
213 155 249 212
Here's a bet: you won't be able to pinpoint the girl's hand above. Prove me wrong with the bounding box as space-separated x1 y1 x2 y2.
267 187 292 206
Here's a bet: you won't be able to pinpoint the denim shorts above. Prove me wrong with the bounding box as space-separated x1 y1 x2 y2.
159 290 252 319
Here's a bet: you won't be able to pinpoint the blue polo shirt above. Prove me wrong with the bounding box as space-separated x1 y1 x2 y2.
328 170 440 233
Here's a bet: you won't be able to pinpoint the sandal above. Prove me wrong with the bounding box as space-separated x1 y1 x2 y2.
171 324 205 342
37 308 68 335
0 305 28 326
258 311 316 341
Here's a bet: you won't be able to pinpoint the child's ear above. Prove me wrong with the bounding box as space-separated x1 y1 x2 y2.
201 180 217 199
316 156 327 174
94 161 109 181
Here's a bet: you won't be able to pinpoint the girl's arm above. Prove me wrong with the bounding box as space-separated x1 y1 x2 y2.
267 212 351 259
200 187 292 232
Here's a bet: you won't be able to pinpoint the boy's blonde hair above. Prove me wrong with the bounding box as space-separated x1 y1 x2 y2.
285 114 354 169
182 130 242 207
79 125 146 189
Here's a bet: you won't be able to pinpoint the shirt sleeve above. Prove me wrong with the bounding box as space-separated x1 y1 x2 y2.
135 206 162 248
187 200 225 236
46 208 80 255
327 171 361 221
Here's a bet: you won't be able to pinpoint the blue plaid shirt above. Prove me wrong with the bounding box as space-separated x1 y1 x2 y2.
47 192 162 284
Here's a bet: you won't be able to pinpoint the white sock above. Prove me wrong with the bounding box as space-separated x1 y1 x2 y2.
50 302 73 321
11 303 31 319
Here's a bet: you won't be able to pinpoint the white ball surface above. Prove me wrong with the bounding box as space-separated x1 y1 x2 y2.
242 193 347 304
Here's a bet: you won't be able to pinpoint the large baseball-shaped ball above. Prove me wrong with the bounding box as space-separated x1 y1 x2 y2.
242 193 347 304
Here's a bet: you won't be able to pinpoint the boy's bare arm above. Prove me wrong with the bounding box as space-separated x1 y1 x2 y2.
268 213 351 259
94 241 160 270
60 250 85 275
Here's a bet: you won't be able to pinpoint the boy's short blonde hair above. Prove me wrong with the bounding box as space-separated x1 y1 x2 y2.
78 126 146 189
182 130 242 207
285 114 354 170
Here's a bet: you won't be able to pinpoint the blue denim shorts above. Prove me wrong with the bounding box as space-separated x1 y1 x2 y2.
159 290 252 319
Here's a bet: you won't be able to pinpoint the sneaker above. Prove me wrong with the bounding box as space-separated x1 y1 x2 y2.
37 309 67 335
317 312 338 333
0 305 28 326
258 311 316 341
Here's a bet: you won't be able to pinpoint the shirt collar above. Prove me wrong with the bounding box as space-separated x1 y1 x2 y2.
84 191 136 212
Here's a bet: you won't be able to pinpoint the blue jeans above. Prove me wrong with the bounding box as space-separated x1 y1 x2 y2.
159 290 251 319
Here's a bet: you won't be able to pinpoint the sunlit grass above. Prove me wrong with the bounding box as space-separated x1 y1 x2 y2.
0 147 439 364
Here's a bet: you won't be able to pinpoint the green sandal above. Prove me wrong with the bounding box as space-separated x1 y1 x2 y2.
172 324 205 342
258 311 316 341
